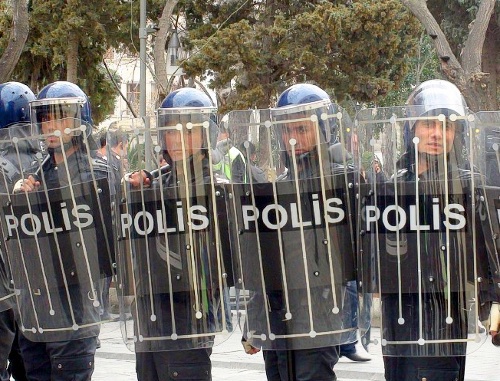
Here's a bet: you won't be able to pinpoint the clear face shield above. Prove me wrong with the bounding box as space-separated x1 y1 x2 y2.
156 107 217 164
30 97 87 150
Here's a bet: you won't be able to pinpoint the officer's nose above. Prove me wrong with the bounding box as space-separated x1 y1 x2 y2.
42 119 57 133
429 121 444 139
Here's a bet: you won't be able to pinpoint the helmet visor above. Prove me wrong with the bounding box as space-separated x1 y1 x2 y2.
31 98 86 139
156 107 217 162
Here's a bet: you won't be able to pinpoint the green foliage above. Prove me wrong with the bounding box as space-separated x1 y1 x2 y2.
378 33 442 107
0 0 167 125
180 0 421 112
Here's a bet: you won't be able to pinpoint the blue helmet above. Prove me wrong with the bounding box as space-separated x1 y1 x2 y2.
273 83 338 144
157 87 218 156
0 82 35 129
276 83 330 108
31 81 93 137
161 87 214 108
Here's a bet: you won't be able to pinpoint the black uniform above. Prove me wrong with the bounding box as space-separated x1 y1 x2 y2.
17 146 111 381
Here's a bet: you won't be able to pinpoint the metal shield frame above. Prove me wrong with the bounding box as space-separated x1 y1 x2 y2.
355 105 488 356
224 108 358 350
114 115 232 352
0 123 113 342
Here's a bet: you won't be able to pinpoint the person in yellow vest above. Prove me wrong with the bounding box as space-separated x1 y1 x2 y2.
212 127 246 183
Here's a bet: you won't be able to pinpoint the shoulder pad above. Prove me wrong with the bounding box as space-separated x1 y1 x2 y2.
393 168 409 180
91 157 111 173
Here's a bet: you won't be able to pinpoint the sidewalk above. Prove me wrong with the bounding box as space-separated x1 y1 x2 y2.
92 316 499 381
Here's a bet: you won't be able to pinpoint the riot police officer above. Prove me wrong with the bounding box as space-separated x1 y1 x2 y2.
124 87 229 381
13 81 112 381
0 81 35 381
230 83 358 381
376 80 492 380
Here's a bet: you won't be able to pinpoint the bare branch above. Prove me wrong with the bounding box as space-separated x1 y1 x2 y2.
461 0 495 73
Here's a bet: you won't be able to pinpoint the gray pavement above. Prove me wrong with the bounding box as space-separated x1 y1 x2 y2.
92 315 499 381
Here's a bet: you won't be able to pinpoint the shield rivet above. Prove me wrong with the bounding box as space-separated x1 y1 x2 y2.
440 245 446 251
429 276 434 282
477 277 483 282
57 364 62 369
348 183 353 188
176 275 181 280
173 371 178 377
322 239 328 245
215 191 220 197
360 230 365 236
313 271 320 277
186 245 191 250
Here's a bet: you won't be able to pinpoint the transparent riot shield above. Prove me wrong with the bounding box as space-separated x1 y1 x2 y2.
223 105 358 351
355 105 488 357
0 123 114 342
473 111 500 317
114 113 233 352
0 123 39 312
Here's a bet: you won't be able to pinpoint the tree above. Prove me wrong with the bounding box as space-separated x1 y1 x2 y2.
0 0 29 82
0 0 168 124
178 0 421 113
379 32 441 107
402 0 499 111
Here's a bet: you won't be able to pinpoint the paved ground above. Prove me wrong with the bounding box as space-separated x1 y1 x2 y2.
91 314 499 381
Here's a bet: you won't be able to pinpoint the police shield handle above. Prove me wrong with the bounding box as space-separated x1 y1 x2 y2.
13 175 40 193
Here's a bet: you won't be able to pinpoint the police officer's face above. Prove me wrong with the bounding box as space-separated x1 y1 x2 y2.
40 113 75 148
164 126 204 162
414 118 457 156
281 119 318 156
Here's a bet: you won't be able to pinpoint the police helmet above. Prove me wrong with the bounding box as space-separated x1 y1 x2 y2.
0 82 35 129
157 88 218 158
406 79 467 120
403 79 468 148
31 81 93 138
272 83 337 144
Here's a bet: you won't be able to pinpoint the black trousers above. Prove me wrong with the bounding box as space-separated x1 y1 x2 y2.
263 346 339 381
136 348 212 381
384 355 466 381
0 308 16 381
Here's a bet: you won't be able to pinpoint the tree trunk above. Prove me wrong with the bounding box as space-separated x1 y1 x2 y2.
402 0 498 111
153 0 179 103
0 0 29 83
66 34 79 83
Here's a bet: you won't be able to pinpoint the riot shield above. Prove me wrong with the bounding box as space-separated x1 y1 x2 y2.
114 113 233 352
223 106 358 350
0 124 114 342
355 105 488 357
473 111 500 306
0 123 40 312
